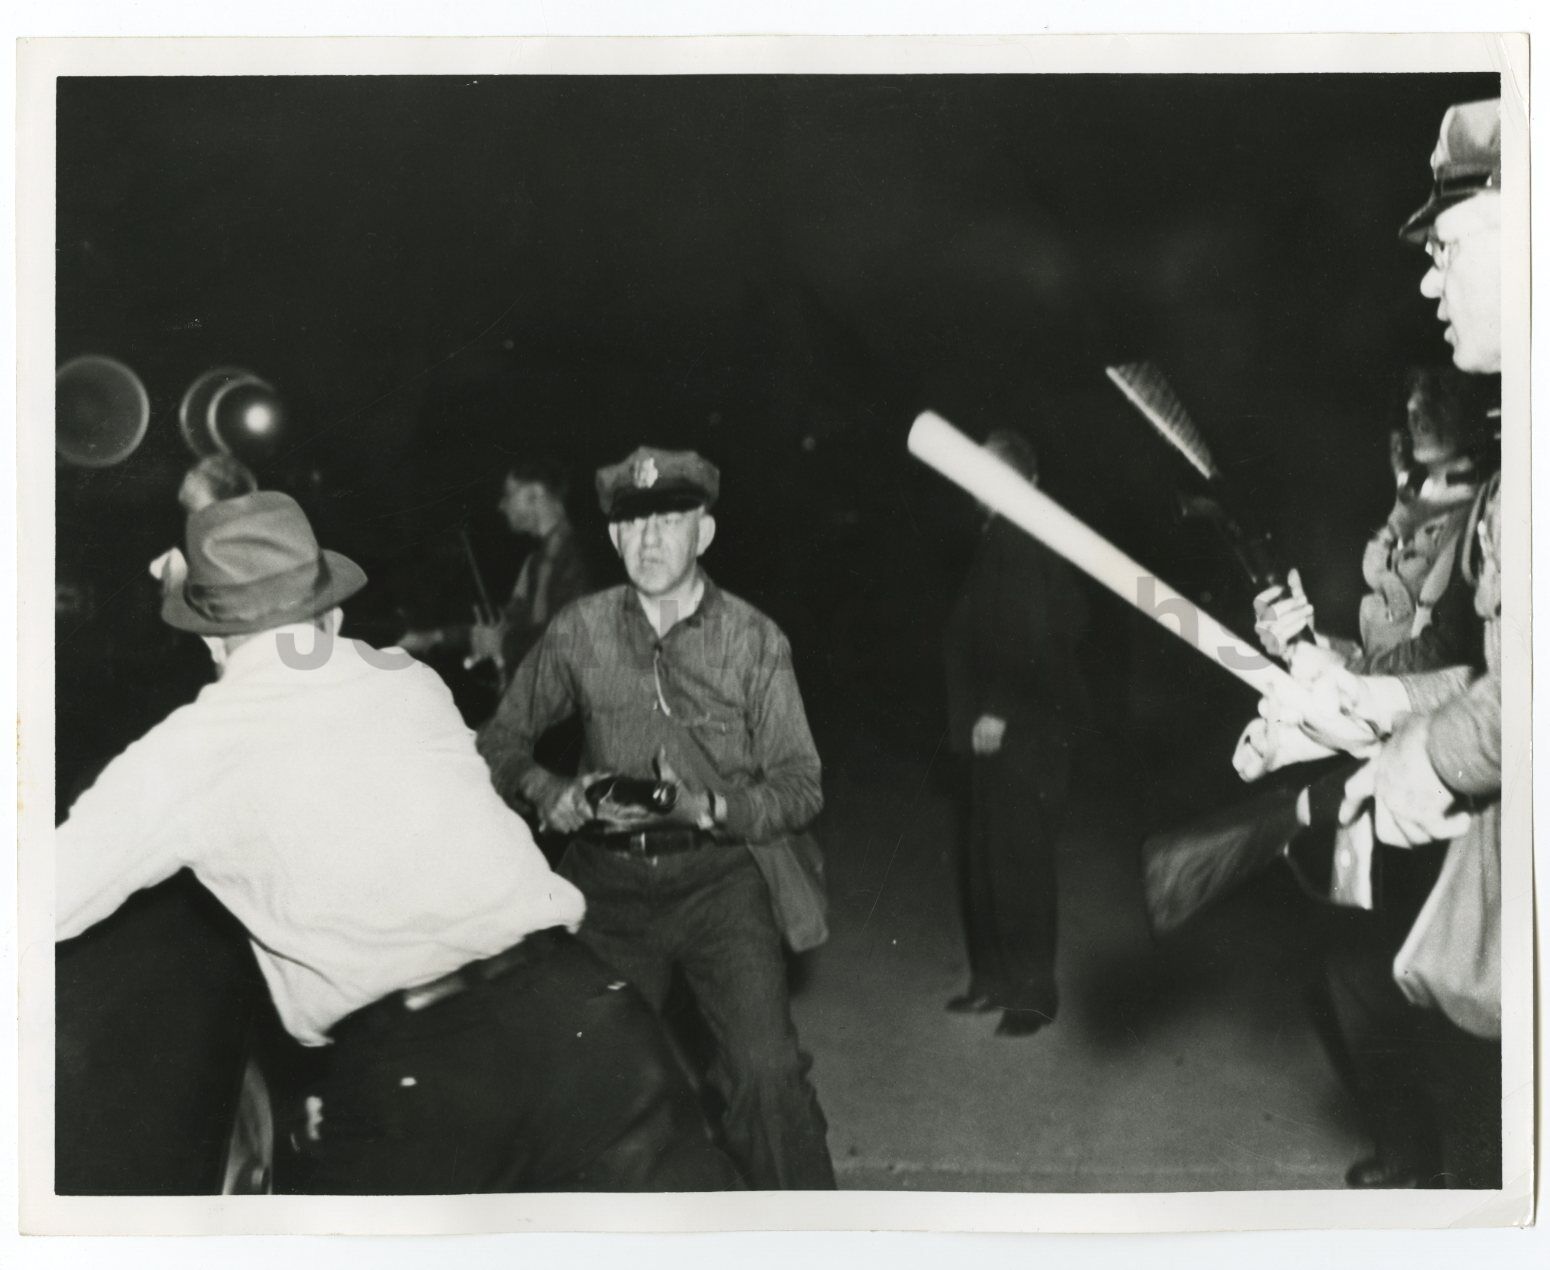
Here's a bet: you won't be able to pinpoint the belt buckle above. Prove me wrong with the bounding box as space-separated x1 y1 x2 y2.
403 972 465 1013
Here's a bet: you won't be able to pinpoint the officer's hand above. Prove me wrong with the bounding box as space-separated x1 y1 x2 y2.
1233 715 1336 782
1259 668 1382 758
1306 662 1409 740
590 783 655 829
655 750 713 828
1338 718 1471 847
971 714 1007 756
1253 568 1317 658
541 772 606 835
1287 640 1350 684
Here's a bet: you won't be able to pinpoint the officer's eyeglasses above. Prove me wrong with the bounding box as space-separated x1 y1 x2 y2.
1425 235 1457 273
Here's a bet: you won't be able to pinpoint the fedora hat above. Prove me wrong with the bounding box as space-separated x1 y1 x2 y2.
161 490 367 636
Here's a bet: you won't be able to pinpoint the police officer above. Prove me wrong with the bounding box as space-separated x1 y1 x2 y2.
1255 98 1505 1190
478 446 836 1190
1332 97 1505 1189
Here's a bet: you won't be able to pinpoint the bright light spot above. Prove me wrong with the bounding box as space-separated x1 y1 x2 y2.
243 402 276 434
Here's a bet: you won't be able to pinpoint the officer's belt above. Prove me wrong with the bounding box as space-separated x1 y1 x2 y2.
578 827 719 857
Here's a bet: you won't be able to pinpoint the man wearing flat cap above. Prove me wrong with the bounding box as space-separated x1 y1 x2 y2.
55 490 738 1193
479 445 836 1190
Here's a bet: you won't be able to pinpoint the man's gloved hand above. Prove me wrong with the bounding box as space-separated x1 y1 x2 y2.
1338 715 1471 847
1253 568 1324 659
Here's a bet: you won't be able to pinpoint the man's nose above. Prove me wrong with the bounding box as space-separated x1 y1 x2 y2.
641 516 664 545
1419 265 1443 300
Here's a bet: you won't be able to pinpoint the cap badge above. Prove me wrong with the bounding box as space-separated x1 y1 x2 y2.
633 456 660 489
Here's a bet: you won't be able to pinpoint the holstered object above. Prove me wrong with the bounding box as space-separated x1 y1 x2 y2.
1142 757 1361 937
748 832 830 953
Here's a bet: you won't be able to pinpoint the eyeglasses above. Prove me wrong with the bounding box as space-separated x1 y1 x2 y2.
1425 236 1457 272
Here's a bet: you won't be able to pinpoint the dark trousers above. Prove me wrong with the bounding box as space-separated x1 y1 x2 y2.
559 842 836 1191
957 744 1067 1017
305 931 742 1194
56 872 262 1195
1311 850 1501 1189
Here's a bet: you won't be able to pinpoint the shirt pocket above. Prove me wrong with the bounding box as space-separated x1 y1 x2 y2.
679 709 753 772
580 670 658 720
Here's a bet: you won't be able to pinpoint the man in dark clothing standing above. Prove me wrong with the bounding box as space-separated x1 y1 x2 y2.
478 445 836 1191
943 430 1089 1038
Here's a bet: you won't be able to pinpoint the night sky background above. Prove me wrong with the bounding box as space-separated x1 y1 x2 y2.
53 71 1499 810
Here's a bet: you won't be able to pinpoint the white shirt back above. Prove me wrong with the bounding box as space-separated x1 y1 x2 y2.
57 627 584 1044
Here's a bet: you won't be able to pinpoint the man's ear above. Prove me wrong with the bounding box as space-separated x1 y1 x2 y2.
607 522 623 555
695 513 717 557
201 635 229 673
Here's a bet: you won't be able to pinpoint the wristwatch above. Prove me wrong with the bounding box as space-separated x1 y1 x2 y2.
697 791 726 831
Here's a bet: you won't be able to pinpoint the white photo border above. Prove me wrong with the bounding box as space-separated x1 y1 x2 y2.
14 29 1537 1237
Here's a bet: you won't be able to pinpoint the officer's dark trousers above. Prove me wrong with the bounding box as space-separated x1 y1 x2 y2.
306 931 742 1194
958 741 1067 1019
1311 849 1501 1189
560 842 837 1191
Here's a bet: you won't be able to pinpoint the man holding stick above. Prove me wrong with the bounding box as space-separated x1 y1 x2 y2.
1241 98 1505 1188
400 458 597 688
906 95 1507 1191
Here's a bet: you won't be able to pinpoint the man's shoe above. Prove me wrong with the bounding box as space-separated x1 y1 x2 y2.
994 1009 1054 1038
945 990 997 1014
1344 1155 1423 1189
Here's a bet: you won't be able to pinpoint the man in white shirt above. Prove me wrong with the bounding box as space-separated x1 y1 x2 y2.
57 490 738 1193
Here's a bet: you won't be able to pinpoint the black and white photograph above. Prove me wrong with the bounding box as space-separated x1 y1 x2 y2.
14 28 1535 1239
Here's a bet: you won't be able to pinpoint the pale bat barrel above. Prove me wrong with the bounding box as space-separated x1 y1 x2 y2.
907 411 1293 697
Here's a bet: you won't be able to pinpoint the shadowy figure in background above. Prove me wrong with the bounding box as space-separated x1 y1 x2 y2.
399 458 598 692
943 429 1090 1038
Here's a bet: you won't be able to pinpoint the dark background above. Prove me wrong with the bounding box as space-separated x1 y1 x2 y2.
55 72 1498 805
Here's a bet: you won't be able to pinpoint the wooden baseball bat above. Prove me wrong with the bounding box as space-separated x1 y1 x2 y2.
908 411 1294 697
